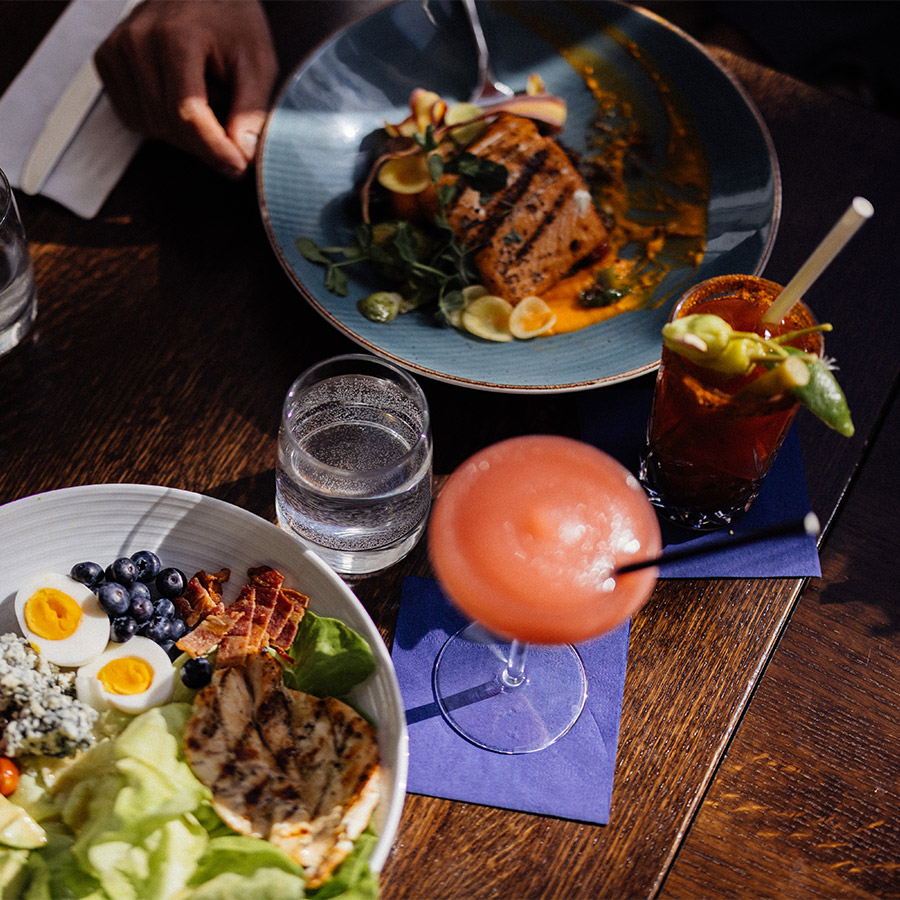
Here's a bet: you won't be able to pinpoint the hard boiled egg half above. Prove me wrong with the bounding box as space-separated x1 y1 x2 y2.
14 573 110 667
75 637 174 714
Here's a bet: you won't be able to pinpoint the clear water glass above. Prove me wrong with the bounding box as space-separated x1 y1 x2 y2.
0 167 37 357
276 353 432 578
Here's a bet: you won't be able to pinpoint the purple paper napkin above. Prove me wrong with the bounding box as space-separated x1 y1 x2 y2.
577 378 821 578
392 380 819 823
393 576 628 824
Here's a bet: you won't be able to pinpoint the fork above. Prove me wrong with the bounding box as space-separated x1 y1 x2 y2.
462 0 515 103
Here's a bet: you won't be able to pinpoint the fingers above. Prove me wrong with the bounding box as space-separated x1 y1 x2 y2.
94 0 278 178
161 32 250 178
224 43 279 167
221 1 278 165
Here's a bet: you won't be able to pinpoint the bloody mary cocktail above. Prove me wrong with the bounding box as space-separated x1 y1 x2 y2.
639 275 824 530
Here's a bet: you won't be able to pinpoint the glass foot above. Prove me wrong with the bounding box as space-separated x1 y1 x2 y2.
432 623 588 754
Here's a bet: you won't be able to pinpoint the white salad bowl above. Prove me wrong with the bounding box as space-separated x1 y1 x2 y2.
0 483 408 875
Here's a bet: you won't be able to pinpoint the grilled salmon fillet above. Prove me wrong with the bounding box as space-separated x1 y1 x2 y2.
183 654 381 888
443 114 609 301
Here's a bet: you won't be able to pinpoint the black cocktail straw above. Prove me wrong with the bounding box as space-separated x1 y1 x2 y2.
614 512 821 575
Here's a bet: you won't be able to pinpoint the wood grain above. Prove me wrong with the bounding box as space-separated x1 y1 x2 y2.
1 5 899 899
661 388 900 900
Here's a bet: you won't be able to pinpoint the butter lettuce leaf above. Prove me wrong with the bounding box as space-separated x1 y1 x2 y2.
0 845 31 899
15 823 102 900
178 834 306 899
281 612 376 699
307 828 379 900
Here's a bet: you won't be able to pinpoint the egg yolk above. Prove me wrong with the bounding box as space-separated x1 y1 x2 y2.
24 589 83 640
97 657 154 695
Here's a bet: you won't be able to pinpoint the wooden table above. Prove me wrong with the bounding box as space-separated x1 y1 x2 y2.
2 3 898 898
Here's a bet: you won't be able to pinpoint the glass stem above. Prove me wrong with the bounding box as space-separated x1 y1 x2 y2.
502 639 527 688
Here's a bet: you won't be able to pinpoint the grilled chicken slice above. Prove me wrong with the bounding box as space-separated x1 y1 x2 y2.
443 114 608 301
183 664 279 837
183 654 381 888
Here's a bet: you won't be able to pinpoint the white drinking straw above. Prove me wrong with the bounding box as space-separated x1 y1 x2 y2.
762 196 874 324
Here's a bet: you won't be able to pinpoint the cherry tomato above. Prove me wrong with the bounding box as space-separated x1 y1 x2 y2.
0 757 19 796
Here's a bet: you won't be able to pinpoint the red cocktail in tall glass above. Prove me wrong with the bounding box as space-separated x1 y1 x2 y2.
639 275 824 530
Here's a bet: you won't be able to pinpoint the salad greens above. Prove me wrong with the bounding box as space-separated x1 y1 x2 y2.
282 612 376 699
0 611 380 900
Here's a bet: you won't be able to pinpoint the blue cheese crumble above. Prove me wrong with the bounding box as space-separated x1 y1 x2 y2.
0 634 98 758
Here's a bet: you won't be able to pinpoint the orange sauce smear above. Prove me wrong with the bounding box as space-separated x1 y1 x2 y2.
505 3 711 335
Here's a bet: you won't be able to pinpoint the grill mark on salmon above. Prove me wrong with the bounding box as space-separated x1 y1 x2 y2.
442 114 609 301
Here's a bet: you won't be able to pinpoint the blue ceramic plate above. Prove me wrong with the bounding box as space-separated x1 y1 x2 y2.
258 0 779 393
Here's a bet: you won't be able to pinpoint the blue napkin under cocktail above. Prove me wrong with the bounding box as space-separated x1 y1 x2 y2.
394 576 629 824
390 378 820 823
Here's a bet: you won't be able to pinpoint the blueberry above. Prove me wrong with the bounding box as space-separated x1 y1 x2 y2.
169 617 187 641
154 598 176 619
129 581 152 604
156 568 186 598
97 582 130 617
159 640 179 660
106 557 138 587
142 615 173 644
130 550 161 584
180 657 213 689
129 595 154 624
111 616 138 642
71 561 104 588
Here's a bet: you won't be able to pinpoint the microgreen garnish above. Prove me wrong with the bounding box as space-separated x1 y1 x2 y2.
579 267 632 308
297 125 508 325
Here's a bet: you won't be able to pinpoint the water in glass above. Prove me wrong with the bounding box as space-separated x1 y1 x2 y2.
276 367 432 577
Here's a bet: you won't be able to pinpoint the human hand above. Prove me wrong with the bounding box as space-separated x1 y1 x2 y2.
94 0 278 178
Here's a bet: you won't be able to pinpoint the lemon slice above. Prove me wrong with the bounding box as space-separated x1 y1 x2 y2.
461 295 514 342
377 153 430 195
509 295 556 339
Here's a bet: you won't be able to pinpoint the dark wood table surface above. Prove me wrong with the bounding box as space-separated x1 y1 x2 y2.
2 2 898 898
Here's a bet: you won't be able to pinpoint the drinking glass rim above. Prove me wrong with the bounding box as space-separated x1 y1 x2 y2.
280 352 432 479
670 273 819 328
0 167 12 230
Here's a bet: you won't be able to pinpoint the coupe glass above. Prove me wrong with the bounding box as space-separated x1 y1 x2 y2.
429 435 661 754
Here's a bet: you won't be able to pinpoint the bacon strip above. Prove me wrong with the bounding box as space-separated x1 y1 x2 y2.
215 587 257 668
246 584 279 657
176 609 233 657
271 588 309 651
175 566 309 663
248 566 285 590
175 568 230 627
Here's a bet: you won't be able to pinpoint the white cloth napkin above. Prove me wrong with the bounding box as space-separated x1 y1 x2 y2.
0 0 143 219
